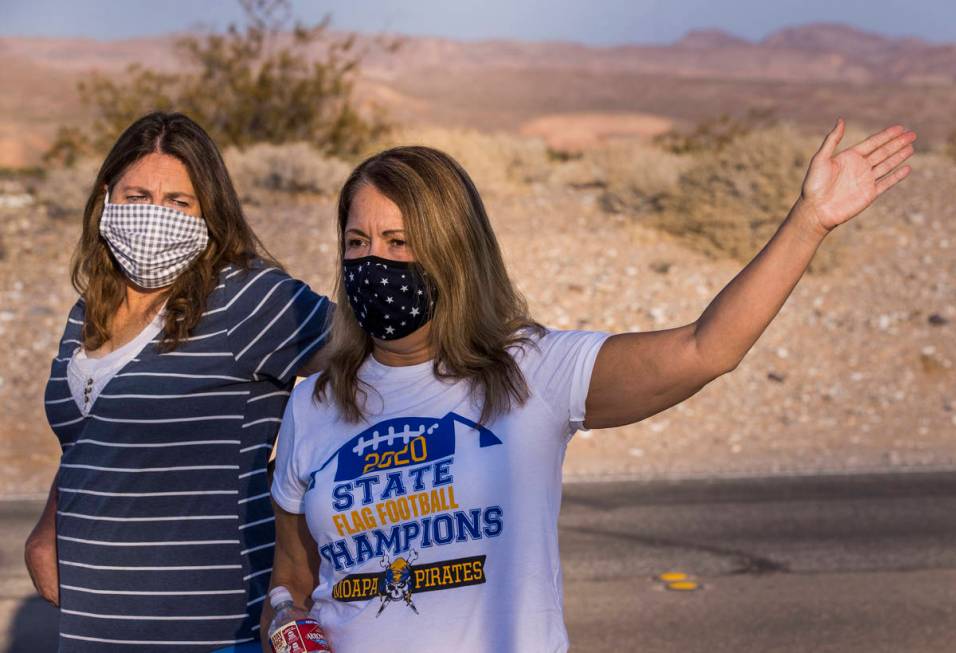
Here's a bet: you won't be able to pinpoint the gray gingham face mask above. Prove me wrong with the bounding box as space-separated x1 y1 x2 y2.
99 190 209 288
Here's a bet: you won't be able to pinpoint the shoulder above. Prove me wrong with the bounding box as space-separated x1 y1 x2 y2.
67 295 86 321
61 295 86 335
215 258 305 314
219 258 293 297
289 374 320 410
508 327 609 363
508 327 612 384
285 375 346 446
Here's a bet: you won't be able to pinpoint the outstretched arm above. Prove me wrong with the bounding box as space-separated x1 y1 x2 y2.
584 119 916 429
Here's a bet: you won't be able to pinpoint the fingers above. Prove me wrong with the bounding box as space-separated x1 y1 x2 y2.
875 165 911 196
872 143 915 178
867 130 917 168
852 124 907 157
815 117 845 160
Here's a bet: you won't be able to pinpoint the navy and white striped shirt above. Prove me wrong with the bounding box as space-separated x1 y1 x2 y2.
43 260 332 652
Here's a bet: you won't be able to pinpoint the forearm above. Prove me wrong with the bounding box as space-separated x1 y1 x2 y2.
693 200 828 373
25 474 60 605
259 568 315 648
261 504 320 646
26 475 57 549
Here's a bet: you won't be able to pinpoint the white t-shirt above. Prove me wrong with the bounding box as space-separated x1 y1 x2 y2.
272 328 610 653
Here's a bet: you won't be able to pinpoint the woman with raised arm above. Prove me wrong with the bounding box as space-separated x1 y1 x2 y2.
26 111 333 652
264 119 914 651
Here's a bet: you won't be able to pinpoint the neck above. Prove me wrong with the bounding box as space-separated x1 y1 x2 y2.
370 323 434 367
123 279 168 317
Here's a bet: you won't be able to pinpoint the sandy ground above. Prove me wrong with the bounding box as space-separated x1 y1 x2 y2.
0 152 954 497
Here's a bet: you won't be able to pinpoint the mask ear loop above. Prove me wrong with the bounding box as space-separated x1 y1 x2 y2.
103 188 110 206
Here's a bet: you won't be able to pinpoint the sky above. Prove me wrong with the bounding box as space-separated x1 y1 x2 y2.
1 0 954 45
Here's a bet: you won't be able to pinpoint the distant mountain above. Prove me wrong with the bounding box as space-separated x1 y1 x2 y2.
675 29 752 49
1 22 954 167
763 23 911 56
357 22 956 85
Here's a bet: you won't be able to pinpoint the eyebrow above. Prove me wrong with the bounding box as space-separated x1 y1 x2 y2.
121 186 196 201
345 228 405 237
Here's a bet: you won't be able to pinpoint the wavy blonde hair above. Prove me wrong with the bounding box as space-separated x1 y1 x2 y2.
315 146 544 424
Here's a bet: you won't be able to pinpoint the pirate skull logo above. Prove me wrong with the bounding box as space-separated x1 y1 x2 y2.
376 551 419 616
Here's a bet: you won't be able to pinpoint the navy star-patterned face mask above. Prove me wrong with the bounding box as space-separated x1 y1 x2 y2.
342 256 437 340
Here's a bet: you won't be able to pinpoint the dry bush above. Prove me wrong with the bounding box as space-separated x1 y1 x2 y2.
31 159 102 219
224 142 350 201
550 140 691 213
371 127 553 194
654 108 778 155
583 122 851 272
946 130 956 164
654 123 847 270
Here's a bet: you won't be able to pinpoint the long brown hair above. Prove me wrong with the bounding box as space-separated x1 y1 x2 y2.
71 111 281 351
315 145 545 425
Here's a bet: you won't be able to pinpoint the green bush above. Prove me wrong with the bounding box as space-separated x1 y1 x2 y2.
45 0 391 165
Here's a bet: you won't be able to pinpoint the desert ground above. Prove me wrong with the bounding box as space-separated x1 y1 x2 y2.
0 23 954 496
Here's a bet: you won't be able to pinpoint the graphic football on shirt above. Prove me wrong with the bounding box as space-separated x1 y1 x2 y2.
310 412 504 615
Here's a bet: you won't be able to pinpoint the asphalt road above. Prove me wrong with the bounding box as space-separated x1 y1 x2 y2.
3 472 955 652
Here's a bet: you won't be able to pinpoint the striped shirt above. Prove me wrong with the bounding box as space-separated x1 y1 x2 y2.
43 260 332 652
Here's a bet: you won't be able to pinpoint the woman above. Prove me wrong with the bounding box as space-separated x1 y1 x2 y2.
26 112 333 652
264 119 915 651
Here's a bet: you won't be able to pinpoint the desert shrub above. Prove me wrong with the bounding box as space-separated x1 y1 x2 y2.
44 0 392 165
224 142 350 200
587 121 846 270
654 123 846 270
31 159 102 219
372 127 553 193
946 130 956 164
654 108 778 155
553 140 691 212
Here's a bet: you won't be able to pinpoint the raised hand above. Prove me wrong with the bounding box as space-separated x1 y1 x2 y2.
798 119 916 234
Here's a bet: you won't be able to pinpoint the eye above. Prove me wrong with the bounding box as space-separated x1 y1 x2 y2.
126 195 147 202
346 238 366 248
173 199 189 208
390 239 406 247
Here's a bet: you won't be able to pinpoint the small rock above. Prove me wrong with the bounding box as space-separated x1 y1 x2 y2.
649 307 667 324
767 371 786 383
928 313 948 326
